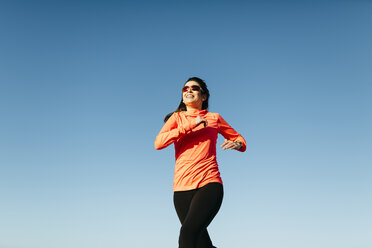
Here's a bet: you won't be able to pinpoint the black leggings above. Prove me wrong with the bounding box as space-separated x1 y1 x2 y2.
173 182 224 248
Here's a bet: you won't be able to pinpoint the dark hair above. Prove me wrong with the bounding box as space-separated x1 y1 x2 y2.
163 77 210 123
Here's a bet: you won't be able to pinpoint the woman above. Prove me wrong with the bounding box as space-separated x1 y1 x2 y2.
154 77 246 248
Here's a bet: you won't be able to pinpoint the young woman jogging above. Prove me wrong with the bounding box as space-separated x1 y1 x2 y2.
154 77 246 248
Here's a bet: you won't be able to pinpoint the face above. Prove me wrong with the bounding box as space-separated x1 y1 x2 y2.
182 81 206 109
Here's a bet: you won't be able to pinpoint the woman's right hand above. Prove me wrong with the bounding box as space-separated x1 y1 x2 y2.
195 116 208 127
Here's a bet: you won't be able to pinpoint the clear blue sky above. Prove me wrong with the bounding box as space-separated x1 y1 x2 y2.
1 0 371 247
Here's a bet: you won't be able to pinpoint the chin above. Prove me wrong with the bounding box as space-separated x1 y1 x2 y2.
185 101 198 105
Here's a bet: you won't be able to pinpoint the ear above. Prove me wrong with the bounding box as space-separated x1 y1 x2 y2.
202 94 207 102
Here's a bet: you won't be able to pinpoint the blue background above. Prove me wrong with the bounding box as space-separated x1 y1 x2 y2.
1 0 371 247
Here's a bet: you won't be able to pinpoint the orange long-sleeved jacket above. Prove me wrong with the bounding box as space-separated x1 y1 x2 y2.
155 109 246 192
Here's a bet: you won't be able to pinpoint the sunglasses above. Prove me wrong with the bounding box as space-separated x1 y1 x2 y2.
182 85 202 92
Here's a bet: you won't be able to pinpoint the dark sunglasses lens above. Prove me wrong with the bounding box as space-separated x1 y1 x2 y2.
191 86 201 91
182 85 201 92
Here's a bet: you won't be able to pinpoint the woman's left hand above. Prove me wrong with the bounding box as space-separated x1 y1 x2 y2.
221 139 242 150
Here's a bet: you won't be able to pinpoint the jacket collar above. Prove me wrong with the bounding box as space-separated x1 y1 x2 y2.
183 109 208 117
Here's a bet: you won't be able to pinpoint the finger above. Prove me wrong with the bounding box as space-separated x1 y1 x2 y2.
230 144 238 150
223 143 235 150
222 141 234 150
223 140 233 146
221 139 228 147
194 118 200 126
195 117 204 126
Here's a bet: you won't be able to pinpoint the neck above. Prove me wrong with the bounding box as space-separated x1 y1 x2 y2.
186 105 202 111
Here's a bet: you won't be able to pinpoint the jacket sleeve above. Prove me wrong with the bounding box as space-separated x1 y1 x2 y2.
154 113 197 150
217 114 246 152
